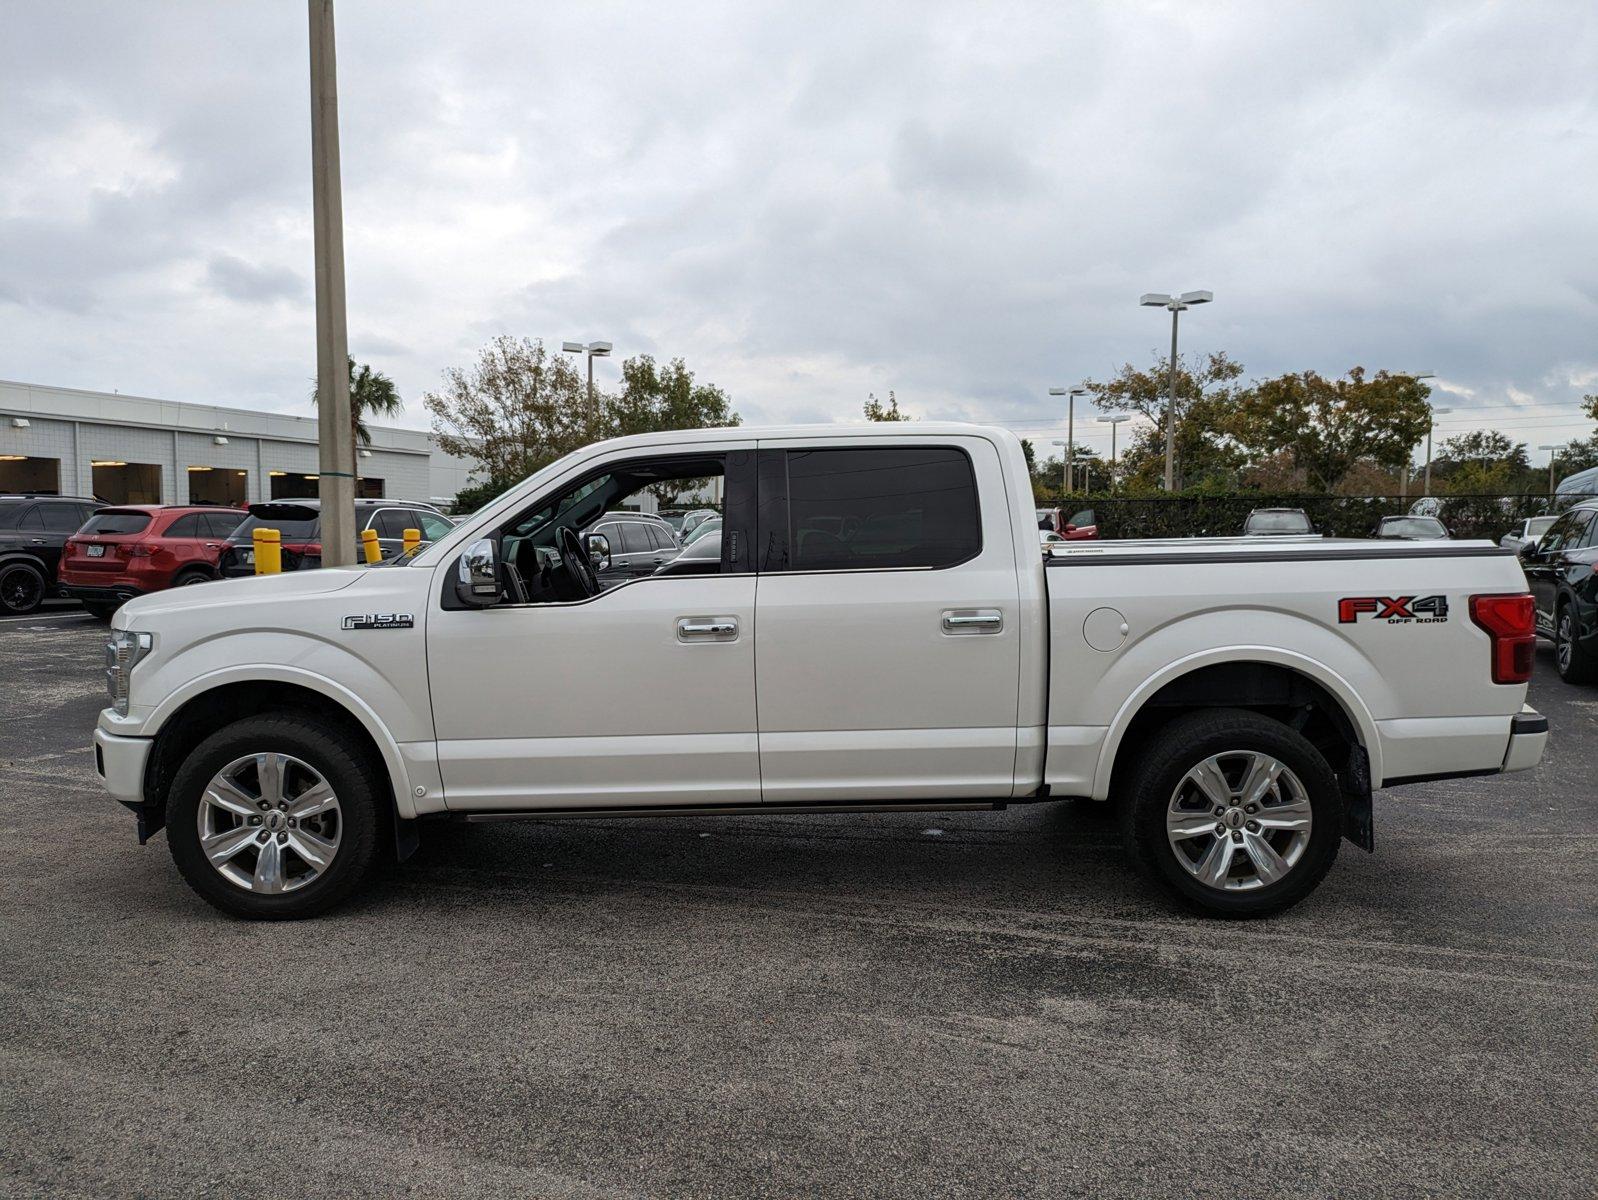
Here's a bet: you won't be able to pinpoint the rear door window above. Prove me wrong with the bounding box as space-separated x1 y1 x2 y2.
781 447 981 572
39 504 88 532
619 522 652 554
164 514 204 538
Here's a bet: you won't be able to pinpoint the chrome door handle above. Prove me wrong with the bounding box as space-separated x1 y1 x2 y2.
942 609 1003 634
677 617 738 640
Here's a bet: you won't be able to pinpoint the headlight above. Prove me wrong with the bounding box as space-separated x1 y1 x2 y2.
104 630 155 716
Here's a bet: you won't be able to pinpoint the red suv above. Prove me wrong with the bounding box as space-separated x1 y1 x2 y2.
59 505 246 618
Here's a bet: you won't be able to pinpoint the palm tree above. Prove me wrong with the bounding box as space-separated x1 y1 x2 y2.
310 357 403 487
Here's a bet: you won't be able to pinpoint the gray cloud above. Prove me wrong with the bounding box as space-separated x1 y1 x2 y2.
0 0 1594 459
205 254 305 304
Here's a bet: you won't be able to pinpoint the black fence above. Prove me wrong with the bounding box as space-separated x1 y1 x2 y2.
1066 493 1598 541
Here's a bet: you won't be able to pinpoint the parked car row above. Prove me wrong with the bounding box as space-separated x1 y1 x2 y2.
0 492 454 617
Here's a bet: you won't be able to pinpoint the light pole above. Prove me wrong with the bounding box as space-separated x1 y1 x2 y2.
1099 413 1130 491
1049 439 1068 497
308 0 355 566
1395 372 1435 500
1539 444 1566 496
1423 405 1452 496
1139 290 1212 491
562 340 613 440
1048 386 1087 492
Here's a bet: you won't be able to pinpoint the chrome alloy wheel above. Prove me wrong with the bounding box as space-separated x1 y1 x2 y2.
1166 751 1313 892
196 753 342 894
1557 610 1573 673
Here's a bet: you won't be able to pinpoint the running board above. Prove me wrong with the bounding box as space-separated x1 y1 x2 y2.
455 800 1009 822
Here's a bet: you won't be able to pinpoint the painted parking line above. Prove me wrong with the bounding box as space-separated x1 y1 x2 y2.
0 611 99 625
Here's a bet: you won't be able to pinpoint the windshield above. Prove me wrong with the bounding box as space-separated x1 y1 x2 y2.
232 512 319 541
1246 511 1313 533
80 511 151 535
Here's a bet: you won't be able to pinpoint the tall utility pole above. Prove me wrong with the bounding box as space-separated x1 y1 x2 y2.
562 340 613 441
1048 386 1087 492
308 0 354 566
1139 291 1212 491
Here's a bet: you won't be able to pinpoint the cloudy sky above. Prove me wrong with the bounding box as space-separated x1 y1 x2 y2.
3 1 1595 464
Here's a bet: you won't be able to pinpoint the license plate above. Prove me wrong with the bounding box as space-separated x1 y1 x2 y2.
86 544 105 557
240 550 254 565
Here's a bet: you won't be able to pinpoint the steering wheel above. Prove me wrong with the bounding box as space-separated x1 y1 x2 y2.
557 526 601 598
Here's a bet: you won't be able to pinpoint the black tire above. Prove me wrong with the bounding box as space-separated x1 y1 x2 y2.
166 714 384 919
1554 600 1598 685
0 560 47 615
83 601 120 621
172 568 212 587
1121 708 1343 918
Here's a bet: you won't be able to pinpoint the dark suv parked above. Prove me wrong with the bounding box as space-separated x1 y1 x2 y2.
218 498 454 576
1520 499 1598 684
582 512 682 585
0 494 104 614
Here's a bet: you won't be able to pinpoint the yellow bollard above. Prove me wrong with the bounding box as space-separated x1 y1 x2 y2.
402 527 422 556
253 527 281 575
360 527 382 564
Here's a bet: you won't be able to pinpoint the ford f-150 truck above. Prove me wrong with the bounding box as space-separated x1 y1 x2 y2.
93 424 1548 920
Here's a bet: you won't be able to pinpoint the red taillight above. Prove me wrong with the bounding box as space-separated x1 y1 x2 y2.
127 544 155 557
1469 593 1536 685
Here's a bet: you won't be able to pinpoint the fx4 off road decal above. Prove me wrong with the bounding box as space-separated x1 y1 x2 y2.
1337 595 1449 625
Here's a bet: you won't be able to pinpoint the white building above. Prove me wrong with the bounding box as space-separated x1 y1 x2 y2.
0 380 475 508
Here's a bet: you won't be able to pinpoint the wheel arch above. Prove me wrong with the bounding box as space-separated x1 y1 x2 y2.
1094 648 1381 802
141 668 417 830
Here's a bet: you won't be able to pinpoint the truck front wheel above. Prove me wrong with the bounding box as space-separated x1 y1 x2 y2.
1122 709 1343 918
166 714 383 919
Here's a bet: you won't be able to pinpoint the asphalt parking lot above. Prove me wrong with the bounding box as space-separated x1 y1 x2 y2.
1 611 1594 1199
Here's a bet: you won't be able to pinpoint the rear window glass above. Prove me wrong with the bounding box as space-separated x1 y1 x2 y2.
81 511 151 535
233 512 319 540
1246 511 1313 533
785 447 981 571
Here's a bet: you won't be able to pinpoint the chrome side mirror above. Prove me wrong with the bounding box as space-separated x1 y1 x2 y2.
455 537 499 607
586 532 612 573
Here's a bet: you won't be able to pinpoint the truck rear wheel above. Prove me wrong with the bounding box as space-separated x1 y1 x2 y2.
1121 709 1342 918
166 714 383 919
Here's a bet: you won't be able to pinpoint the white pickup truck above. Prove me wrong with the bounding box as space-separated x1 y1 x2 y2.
94 423 1548 919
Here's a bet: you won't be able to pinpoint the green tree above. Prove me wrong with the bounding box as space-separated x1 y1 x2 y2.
310 356 404 482
1556 394 1598 482
1432 430 1536 494
863 390 911 421
1225 367 1432 493
424 336 589 485
1084 352 1246 490
607 354 741 504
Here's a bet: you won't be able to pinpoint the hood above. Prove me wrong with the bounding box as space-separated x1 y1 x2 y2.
117 565 366 625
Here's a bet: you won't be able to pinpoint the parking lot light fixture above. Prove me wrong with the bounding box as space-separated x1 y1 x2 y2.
1539 443 1567 496
562 340 613 440
1099 413 1131 489
1140 290 1212 491
1049 438 1069 495
1395 372 1436 500
1423 406 1453 496
1048 386 1089 491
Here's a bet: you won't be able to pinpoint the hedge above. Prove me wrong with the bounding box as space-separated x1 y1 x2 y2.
1058 493 1598 541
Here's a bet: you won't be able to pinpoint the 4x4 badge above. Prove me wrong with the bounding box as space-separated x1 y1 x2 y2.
342 613 414 630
